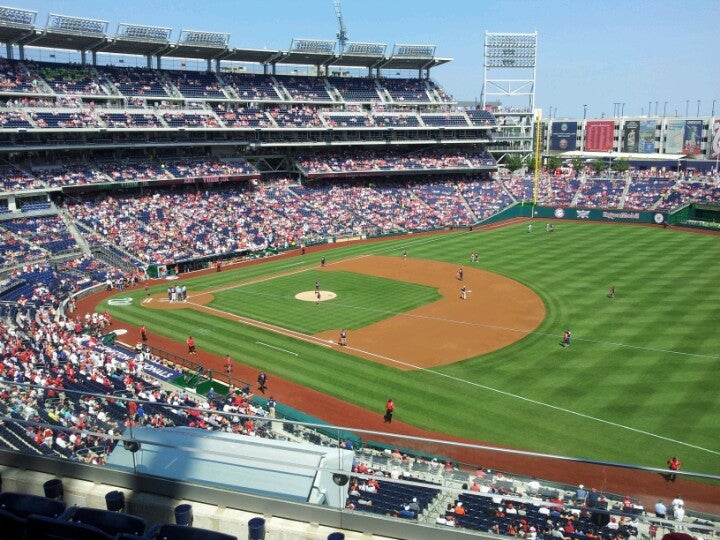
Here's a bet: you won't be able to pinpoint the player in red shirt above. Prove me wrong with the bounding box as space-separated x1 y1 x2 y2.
187 336 196 355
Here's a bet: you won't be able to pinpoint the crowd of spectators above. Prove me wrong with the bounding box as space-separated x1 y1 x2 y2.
328 77 381 102
222 72 281 101
0 109 32 128
372 113 421 127
28 109 101 128
0 271 277 465
0 59 469 110
268 105 324 128
497 173 720 211
213 104 274 128
420 113 470 127
164 70 226 99
655 179 720 211
575 179 627 209
624 178 677 210
97 111 162 128
275 75 333 102
97 65 171 98
0 163 719 269
296 148 496 176
161 111 221 128
0 165 46 192
24 158 256 189
324 112 374 128
0 58 43 93
381 78 432 102
0 216 77 255
36 64 107 96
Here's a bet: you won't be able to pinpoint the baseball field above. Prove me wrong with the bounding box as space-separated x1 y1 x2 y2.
98 221 720 477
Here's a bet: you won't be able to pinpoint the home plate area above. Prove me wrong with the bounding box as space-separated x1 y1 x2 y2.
294 290 337 302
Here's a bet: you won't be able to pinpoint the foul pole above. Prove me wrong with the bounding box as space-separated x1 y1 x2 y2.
532 108 543 210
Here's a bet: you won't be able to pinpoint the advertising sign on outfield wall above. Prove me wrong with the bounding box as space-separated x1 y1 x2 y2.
584 120 615 151
541 206 662 223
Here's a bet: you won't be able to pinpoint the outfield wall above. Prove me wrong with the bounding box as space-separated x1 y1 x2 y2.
478 204 667 226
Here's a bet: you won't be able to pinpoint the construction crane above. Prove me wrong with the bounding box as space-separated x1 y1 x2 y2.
332 0 348 53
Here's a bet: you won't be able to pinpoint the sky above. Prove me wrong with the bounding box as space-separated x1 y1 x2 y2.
11 0 720 119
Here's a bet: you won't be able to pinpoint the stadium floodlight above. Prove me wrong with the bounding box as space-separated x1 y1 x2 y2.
392 44 435 57
344 42 386 56
116 23 172 43
47 13 108 36
484 32 536 68
289 38 336 54
0 6 36 27
178 29 229 48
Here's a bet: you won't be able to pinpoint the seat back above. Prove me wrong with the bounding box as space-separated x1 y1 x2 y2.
26 514 113 540
0 492 66 519
0 507 28 540
152 523 238 540
71 507 146 536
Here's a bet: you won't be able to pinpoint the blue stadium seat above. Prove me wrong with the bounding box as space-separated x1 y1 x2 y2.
147 523 238 539
26 513 114 540
66 506 146 537
0 492 67 520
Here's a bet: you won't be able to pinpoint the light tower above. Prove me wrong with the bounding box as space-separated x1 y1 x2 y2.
482 31 538 166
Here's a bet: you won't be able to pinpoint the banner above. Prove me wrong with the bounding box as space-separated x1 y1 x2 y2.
142 359 183 382
639 120 656 153
584 120 615 152
711 118 720 158
550 121 578 151
546 207 664 223
664 119 685 153
622 121 640 152
683 120 703 155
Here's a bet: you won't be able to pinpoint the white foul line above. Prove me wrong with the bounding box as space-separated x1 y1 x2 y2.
255 341 299 356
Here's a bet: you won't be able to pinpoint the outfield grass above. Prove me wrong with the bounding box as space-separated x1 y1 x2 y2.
101 222 720 474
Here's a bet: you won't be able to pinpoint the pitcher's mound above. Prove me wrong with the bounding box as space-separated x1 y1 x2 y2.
295 290 337 302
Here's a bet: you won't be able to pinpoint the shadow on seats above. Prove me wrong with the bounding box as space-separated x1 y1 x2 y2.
0 492 67 520
0 492 67 539
26 513 114 540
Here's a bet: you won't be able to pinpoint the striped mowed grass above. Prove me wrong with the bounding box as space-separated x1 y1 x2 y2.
102 222 720 474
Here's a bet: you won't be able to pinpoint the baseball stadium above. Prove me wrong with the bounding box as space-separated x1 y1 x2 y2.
0 3 718 540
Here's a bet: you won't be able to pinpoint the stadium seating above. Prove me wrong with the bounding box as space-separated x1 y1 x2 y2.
213 104 273 128
99 66 172 98
36 63 108 96
382 78 432 102
275 74 334 102
221 72 281 101
372 113 421 127
164 70 226 100
328 76 382 102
